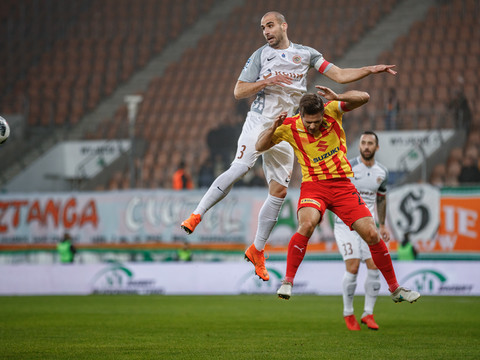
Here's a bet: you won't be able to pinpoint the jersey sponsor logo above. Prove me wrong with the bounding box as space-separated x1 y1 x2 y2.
316 140 328 152
267 56 275 61
273 70 304 80
300 198 322 208
292 55 302 64
313 146 339 163
263 70 304 82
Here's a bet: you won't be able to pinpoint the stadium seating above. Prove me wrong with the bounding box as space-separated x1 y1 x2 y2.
2 0 479 189
344 0 479 186
84 0 402 189
0 0 216 127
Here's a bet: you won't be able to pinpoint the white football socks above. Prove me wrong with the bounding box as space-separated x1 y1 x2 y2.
253 194 285 251
193 163 249 216
363 269 381 318
342 271 357 316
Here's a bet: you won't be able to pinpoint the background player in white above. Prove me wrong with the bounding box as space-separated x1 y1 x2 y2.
334 131 390 331
181 11 397 281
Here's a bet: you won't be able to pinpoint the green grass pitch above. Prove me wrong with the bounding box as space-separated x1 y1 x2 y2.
1 295 479 359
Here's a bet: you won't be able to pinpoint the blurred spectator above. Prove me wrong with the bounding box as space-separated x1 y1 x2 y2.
172 160 194 190
429 163 446 187
236 163 266 187
397 231 417 261
176 241 193 261
459 148 480 184
465 131 480 151
447 87 472 131
246 164 266 187
207 116 240 168
213 154 226 178
445 161 462 186
57 233 76 264
384 88 400 130
448 147 463 164
197 158 215 188
236 98 250 118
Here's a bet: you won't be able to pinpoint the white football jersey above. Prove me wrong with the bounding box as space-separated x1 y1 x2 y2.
335 156 389 223
333 156 388 260
238 42 332 119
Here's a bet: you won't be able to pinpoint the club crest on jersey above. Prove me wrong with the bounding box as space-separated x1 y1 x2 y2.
292 55 302 64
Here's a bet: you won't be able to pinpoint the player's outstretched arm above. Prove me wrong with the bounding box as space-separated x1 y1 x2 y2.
234 74 293 99
323 64 397 84
316 86 369 110
255 112 287 151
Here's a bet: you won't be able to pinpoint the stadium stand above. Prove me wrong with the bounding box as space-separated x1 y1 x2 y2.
84 0 402 190
1 0 479 190
2 0 216 126
343 0 479 185
0 0 218 184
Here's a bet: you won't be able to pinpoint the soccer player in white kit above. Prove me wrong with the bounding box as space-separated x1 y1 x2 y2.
334 131 390 331
181 11 397 281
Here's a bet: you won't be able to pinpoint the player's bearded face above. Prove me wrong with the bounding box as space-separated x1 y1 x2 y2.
262 20 285 48
360 147 376 161
359 135 378 160
267 29 284 47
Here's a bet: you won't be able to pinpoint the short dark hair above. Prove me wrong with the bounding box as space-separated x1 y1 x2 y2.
361 130 379 146
299 93 324 117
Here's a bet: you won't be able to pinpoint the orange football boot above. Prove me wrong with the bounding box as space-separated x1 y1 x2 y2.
361 314 379 330
344 314 361 331
244 244 269 281
181 214 201 234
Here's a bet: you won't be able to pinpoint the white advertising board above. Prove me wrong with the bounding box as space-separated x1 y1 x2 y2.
348 130 454 171
5 140 130 192
1 261 478 296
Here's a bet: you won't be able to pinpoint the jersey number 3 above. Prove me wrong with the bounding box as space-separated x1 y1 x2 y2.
237 145 246 159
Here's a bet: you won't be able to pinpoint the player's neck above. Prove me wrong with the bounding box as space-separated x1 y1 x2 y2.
273 39 290 50
361 157 375 167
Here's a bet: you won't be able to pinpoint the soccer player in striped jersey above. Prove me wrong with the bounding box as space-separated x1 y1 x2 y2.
181 11 397 282
333 131 389 331
255 87 420 305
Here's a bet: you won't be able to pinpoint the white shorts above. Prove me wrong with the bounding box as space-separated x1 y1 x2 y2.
334 220 372 261
232 111 294 187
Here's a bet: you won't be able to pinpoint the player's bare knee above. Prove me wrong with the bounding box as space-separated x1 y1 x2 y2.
362 226 380 245
269 181 287 198
346 263 360 274
298 221 316 237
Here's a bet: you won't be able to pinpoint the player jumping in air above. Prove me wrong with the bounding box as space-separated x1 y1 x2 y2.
255 87 420 305
181 11 397 282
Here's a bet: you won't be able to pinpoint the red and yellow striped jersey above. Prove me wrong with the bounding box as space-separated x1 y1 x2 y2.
271 100 353 182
